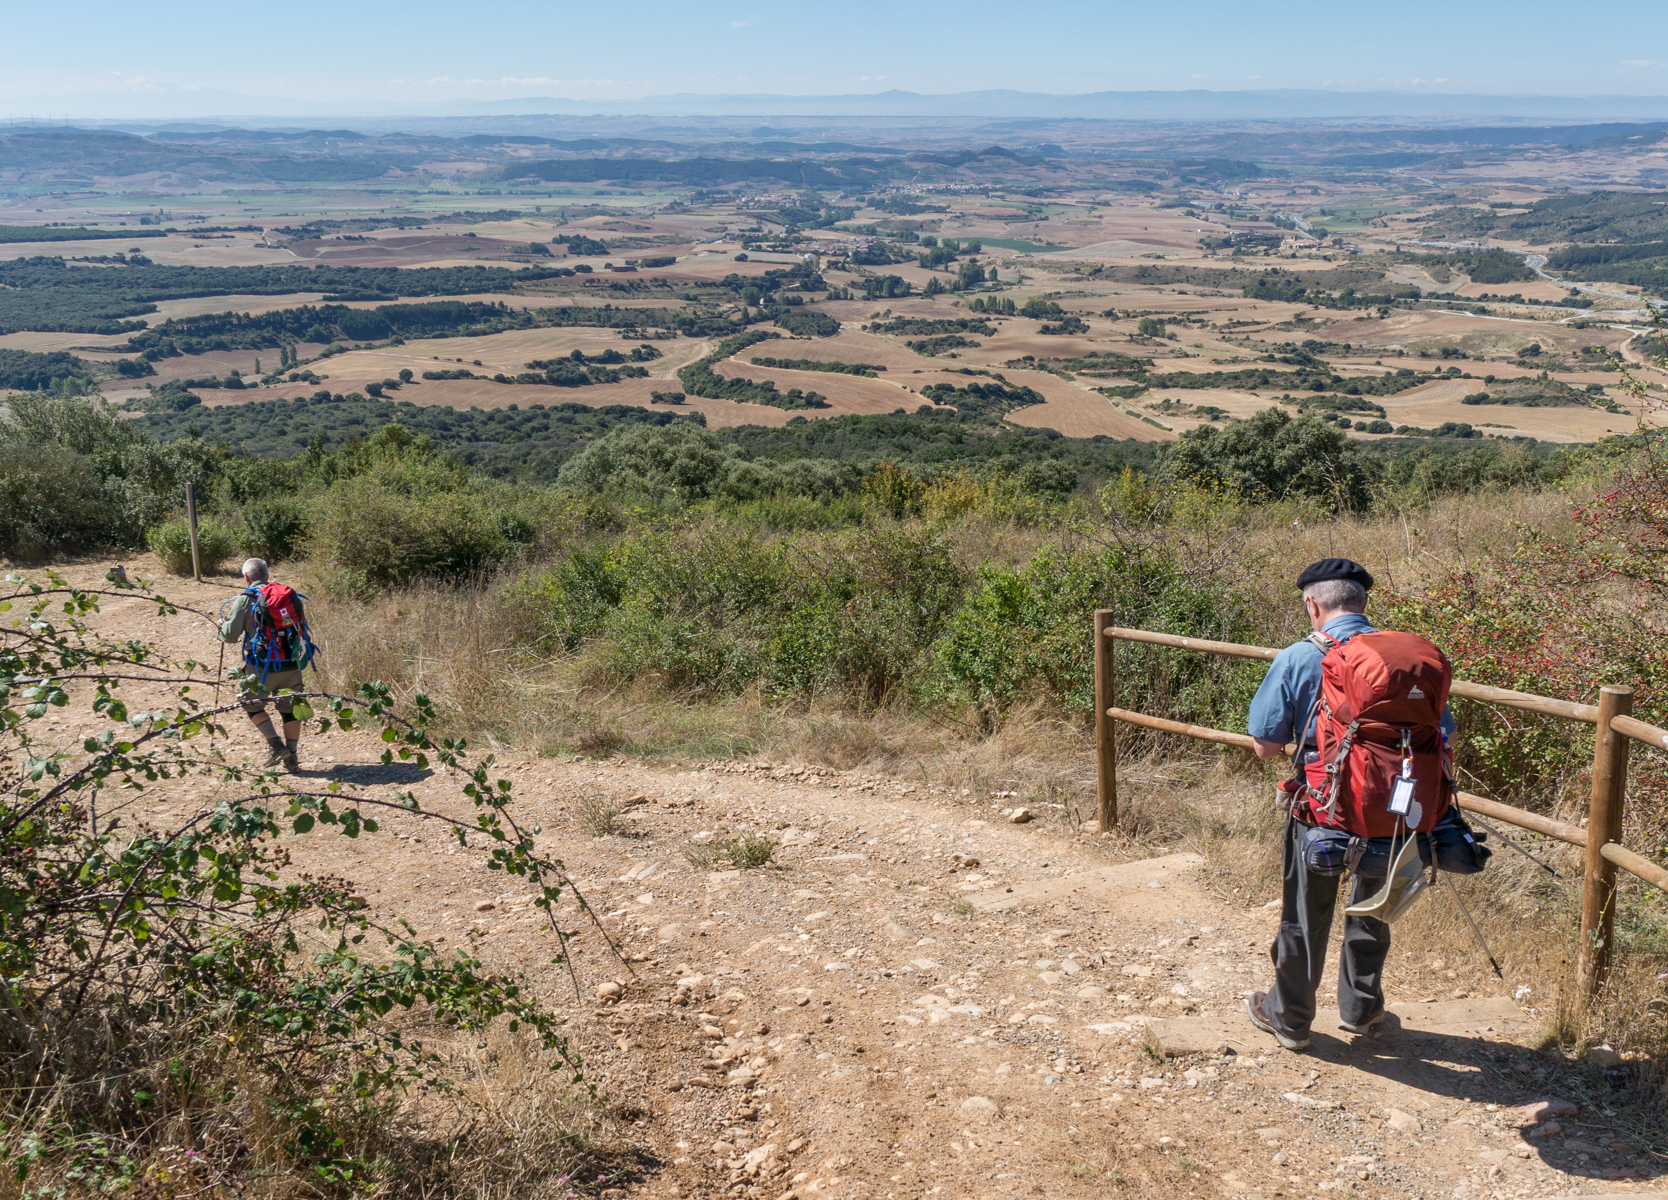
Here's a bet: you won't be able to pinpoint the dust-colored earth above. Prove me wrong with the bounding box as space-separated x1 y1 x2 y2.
40 560 1666 1200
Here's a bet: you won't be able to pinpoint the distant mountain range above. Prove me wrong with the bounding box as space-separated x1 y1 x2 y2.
11 87 1668 125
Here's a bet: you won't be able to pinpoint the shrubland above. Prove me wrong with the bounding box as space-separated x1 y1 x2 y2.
4 368 1668 1158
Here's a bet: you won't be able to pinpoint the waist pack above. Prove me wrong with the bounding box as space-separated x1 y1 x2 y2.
1300 807 1492 878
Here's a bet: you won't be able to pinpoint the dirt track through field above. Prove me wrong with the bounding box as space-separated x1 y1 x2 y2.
54 563 1668 1200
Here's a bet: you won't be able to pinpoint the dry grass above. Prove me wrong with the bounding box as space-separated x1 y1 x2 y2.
298 489 1665 1082
575 791 624 837
0 1021 632 1200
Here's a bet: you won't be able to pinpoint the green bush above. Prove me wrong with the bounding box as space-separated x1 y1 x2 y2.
765 526 965 705
1165 408 1378 510
146 517 238 575
517 524 972 704
0 394 220 554
584 527 786 694
238 495 311 562
0 444 110 560
927 543 1264 725
517 546 628 651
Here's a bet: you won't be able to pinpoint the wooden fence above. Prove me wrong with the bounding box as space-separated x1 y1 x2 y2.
1091 611 1668 1008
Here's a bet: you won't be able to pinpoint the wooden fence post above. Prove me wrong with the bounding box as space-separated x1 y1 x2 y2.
184 483 202 583
1578 684 1633 1007
1094 610 1117 832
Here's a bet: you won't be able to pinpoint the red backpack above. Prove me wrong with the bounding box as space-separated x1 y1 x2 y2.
244 582 317 680
1298 629 1454 837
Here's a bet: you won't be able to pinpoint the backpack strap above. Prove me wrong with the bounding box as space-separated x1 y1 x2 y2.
1293 631 1343 818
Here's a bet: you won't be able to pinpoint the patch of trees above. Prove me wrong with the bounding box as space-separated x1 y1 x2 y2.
1489 191 1668 246
138 381 203 412
528 345 660 367
966 296 1017 314
1547 241 1668 268
516 358 649 387
1137 363 1424 402
1018 350 1150 375
0 348 100 391
867 195 951 215
1545 240 1668 289
918 380 1046 422
1459 378 1589 407
862 276 913 299
677 330 829 409
555 233 610 256
0 225 167 244
767 198 858 230
1039 315 1089 335
1452 249 1535 284
775 310 840 337
0 256 579 335
850 243 915 266
129 390 707 475
749 357 885 376
870 317 996 337
1241 274 1420 308
908 335 982 356
1167 408 1375 510
123 301 682 357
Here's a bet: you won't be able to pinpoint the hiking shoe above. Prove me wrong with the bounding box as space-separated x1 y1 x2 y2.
1246 992 1310 1052
282 752 299 773
1339 1009 1386 1036
262 742 288 768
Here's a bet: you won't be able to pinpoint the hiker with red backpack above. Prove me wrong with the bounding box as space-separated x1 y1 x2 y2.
218 558 318 771
1243 558 1487 1052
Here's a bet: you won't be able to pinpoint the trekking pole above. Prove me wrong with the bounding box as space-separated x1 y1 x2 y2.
212 640 225 749
1440 870 1503 979
1465 812 1561 878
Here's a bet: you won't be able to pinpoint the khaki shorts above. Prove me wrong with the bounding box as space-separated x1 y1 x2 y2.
239 668 306 718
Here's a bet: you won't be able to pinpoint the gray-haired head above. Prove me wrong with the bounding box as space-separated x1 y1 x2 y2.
241 558 270 583
1303 578 1366 615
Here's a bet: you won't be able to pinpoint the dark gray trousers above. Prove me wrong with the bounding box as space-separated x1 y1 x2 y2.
1260 816 1392 1039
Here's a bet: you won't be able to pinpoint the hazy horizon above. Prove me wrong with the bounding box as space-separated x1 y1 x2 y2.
6 0 1667 122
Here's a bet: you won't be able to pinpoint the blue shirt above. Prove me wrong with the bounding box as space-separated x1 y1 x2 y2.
1247 613 1455 758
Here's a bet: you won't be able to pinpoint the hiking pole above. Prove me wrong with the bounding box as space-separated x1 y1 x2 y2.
1440 870 1503 979
212 640 225 749
1465 812 1561 878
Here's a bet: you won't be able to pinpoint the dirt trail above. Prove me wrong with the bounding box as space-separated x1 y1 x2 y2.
43 564 1667 1200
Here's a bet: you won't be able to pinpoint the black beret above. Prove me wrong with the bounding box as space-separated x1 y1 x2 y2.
1296 558 1374 592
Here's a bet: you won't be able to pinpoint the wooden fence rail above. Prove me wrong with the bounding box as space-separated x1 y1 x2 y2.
1092 613 1668 1009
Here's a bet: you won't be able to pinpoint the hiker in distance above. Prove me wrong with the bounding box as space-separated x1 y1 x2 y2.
219 557 318 771
1242 558 1478 1052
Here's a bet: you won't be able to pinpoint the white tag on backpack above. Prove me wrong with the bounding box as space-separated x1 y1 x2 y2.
1389 776 1415 815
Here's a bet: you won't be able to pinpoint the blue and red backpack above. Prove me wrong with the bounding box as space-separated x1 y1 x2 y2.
233 582 318 683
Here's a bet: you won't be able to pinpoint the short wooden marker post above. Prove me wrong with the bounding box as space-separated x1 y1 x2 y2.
1094 610 1117 832
184 483 203 582
1578 684 1633 1007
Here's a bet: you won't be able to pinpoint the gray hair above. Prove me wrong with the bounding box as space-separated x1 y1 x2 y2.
241 558 270 582
1303 578 1366 614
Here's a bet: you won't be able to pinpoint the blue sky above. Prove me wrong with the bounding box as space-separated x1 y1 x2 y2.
2 0 1665 114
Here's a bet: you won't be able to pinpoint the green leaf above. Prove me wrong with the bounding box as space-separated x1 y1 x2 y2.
293 814 316 834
